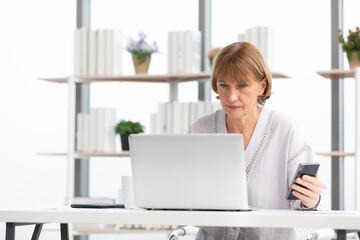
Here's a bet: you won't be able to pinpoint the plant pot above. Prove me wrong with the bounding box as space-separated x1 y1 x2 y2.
132 55 151 74
348 51 360 69
120 133 131 151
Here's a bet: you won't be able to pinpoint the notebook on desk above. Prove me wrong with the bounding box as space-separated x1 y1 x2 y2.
129 134 249 211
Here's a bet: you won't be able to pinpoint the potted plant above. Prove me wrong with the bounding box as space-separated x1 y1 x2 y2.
126 32 159 74
207 47 223 69
338 27 360 69
114 120 144 151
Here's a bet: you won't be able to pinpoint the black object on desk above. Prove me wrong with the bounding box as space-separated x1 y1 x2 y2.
71 203 125 209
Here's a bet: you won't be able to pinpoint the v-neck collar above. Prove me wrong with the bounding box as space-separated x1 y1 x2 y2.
215 107 271 167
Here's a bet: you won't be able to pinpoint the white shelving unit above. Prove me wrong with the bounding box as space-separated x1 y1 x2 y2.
40 73 211 205
316 67 360 211
39 71 289 205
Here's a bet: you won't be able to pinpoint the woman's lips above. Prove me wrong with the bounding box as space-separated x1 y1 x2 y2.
226 105 241 109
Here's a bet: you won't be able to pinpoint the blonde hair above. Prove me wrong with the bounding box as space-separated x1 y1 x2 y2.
211 41 272 105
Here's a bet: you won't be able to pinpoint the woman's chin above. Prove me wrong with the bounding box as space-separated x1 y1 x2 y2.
225 109 244 118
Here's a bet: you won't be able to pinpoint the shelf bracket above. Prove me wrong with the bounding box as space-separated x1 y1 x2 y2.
169 81 178 102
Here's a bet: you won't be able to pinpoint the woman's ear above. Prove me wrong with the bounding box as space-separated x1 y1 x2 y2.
259 78 267 95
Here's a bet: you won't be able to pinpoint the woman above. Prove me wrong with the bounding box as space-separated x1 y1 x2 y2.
188 42 329 240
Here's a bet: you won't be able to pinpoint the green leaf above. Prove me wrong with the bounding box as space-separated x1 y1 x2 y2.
114 120 144 135
338 27 360 52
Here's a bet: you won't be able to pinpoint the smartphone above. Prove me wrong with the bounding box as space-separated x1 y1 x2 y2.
286 162 320 200
71 203 125 209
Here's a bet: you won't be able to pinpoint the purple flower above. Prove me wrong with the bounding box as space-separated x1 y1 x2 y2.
126 32 159 55
139 32 146 43
152 41 158 52
135 42 142 51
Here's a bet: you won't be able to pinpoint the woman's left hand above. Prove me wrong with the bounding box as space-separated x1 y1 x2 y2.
291 173 323 208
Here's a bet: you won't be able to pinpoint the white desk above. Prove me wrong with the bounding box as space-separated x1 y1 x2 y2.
1 207 360 240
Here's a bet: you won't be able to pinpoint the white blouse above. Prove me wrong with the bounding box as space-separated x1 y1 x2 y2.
188 107 330 240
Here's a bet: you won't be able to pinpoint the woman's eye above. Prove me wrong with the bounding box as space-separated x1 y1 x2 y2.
238 83 248 88
219 83 228 88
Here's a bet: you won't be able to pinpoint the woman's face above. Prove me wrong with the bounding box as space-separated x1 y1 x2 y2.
217 72 266 119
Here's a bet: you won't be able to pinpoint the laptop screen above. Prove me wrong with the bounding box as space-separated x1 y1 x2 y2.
129 134 249 211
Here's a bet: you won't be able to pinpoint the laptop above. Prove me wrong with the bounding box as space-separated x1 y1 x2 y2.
129 134 249 211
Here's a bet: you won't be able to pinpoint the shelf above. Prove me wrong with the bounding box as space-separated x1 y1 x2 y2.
39 72 289 84
37 151 130 158
271 72 289 78
39 77 69 83
75 72 211 83
316 69 354 79
39 73 210 84
316 151 355 157
37 152 68 156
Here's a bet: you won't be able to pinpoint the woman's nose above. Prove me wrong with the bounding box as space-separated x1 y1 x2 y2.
227 88 238 102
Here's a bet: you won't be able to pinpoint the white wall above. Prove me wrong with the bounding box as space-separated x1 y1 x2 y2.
343 0 360 212
0 0 73 238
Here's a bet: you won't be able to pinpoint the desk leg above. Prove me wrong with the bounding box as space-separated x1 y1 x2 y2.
6 223 15 240
336 230 346 240
60 223 69 240
31 224 43 240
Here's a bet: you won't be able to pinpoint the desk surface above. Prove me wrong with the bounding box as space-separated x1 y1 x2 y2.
0 207 360 230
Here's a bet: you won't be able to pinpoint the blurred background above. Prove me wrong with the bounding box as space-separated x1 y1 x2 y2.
0 0 359 239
